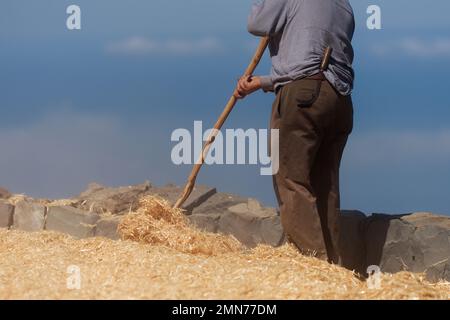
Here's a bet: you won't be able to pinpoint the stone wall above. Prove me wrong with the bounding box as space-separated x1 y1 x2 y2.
0 183 449 282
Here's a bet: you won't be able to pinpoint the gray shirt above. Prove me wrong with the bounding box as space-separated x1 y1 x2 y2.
248 0 355 95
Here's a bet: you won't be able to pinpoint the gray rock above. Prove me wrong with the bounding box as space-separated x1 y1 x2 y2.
188 213 221 233
13 201 46 231
75 182 151 215
95 216 121 240
0 200 14 229
190 193 284 248
46 206 100 238
191 192 249 215
339 210 367 275
365 212 450 282
218 199 283 247
228 198 277 218
0 187 11 199
147 184 217 213
219 210 284 248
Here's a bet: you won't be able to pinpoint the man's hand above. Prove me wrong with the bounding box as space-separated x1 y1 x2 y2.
233 75 262 99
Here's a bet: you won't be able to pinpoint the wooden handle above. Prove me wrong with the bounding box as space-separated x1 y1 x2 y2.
173 37 270 209
320 47 333 71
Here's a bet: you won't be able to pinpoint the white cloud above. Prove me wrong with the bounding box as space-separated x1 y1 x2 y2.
371 37 450 58
0 110 169 199
106 36 223 56
345 129 450 166
400 38 450 57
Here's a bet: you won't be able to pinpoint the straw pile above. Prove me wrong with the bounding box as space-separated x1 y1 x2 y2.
0 195 449 300
118 196 243 255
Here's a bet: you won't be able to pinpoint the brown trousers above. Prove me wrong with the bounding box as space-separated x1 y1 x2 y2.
270 78 353 264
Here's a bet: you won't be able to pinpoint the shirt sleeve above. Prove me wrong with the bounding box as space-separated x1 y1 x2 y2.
248 0 290 36
259 75 275 92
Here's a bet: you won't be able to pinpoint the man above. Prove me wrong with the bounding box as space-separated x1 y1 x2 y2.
234 0 355 264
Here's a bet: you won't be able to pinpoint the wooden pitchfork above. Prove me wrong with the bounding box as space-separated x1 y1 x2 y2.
173 37 270 209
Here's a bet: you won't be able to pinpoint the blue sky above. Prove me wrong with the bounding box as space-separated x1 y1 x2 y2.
1 0 450 215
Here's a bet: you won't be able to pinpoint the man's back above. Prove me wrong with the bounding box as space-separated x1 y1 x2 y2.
248 0 355 95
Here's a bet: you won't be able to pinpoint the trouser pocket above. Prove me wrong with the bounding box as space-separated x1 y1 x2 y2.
296 80 323 108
